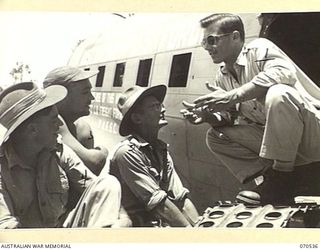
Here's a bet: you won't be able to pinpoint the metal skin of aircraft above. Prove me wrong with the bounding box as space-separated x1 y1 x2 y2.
67 12 320 227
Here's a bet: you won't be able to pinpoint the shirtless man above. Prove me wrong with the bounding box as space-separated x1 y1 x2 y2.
44 66 107 175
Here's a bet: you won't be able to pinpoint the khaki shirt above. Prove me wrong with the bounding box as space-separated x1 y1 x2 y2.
215 38 299 125
110 135 189 223
0 139 95 228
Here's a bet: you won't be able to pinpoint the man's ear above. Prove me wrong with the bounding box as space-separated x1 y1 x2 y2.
130 112 142 125
232 30 241 40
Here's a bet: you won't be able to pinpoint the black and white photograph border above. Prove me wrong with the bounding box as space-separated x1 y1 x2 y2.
1 0 320 245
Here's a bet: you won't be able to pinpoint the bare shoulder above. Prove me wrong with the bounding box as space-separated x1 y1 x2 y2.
75 119 92 133
74 118 94 149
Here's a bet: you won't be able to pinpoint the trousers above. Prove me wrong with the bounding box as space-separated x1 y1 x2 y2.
63 175 122 227
206 84 320 183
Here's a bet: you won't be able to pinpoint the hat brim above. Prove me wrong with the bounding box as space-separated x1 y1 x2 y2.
73 70 99 82
119 85 167 136
1 85 67 145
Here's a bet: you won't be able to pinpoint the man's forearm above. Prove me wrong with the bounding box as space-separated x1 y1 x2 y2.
153 198 191 227
65 134 106 173
229 82 269 104
181 198 199 226
59 124 107 174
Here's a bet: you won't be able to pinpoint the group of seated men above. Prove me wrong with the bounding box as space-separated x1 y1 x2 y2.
0 65 199 228
2 13 320 228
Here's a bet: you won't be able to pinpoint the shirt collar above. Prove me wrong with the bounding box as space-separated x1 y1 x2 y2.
236 45 249 66
129 134 149 148
2 141 31 170
220 45 248 74
129 134 168 150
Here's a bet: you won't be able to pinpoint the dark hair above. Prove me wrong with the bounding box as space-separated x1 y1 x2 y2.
200 13 245 42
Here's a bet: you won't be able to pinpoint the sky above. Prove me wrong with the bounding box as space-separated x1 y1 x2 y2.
0 11 126 89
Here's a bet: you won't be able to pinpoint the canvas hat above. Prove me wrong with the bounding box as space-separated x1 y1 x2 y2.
0 82 67 144
117 85 167 136
43 66 99 87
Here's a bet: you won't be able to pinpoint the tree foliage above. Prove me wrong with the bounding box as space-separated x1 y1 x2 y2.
9 62 31 83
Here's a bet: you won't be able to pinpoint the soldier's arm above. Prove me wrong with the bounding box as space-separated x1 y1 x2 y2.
58 116 107 175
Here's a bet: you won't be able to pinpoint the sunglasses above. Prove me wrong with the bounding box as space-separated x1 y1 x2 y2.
201 32 233 47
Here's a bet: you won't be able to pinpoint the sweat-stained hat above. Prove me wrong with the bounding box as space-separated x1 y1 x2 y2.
43 66 99 88
0 82 67 145
117 85 167 136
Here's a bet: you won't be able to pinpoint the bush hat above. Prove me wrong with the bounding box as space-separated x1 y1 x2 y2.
43 66 98 88
0 82 67 144
117 85 167 136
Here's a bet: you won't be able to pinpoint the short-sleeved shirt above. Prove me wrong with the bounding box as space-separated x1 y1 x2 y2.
109 135 189 223
214 38 319 125
0 139 95 228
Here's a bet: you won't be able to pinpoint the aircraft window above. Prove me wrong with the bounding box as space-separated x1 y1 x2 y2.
113 63 126 87
95 66 106 87
168 52 192 87
136 58 152 87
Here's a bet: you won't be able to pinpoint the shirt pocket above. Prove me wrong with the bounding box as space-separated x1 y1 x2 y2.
46 173 69 210
240 101 266 125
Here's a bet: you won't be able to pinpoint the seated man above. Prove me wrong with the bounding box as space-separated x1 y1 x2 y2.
109 85 199 227
181 13 320 205
43 66 108 175
0 82 130 228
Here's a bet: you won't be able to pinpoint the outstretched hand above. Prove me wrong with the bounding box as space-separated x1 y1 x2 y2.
180 101 207 125
193 83 234 112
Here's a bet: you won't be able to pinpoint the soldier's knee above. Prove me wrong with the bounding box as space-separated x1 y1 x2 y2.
265 84 292 109
93 175 121 194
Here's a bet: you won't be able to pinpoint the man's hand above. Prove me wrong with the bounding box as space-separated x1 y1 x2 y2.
180 101 208 125
181 101 229 127
194 84 235 112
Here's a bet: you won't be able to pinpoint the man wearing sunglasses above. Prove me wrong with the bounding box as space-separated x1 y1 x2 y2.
181 13 320 205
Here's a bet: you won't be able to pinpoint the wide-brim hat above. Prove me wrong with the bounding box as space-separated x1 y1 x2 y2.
118 85 167 136
43 66 99 87
0 82 67 145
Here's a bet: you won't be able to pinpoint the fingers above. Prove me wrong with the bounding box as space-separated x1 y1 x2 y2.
193 117 204 124
205 82 226 93
194 95 212 104
180 109 195 117
205 81 219 91
180 109 188 115
180 108 204 125
182 100 196 110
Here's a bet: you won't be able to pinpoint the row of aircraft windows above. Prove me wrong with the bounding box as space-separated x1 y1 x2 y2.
85 52 192 88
